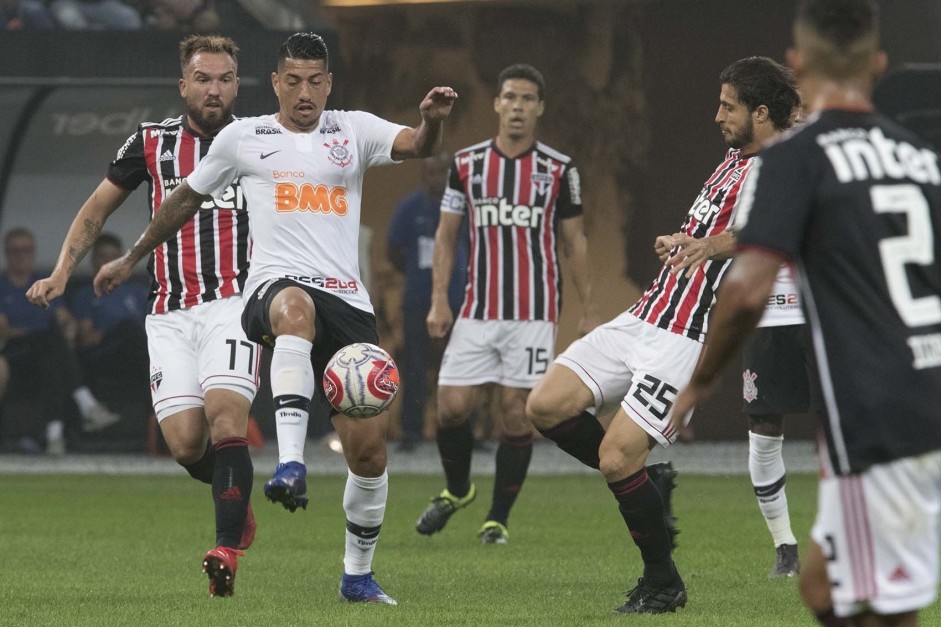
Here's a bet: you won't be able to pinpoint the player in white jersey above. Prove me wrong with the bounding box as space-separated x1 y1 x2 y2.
742 265 820 579
93 32 457 605
27 35 257 598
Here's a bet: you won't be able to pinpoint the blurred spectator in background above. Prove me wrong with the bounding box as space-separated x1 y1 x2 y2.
1 0 56 29
387 151 469 452
146 0 218 32
49 0 142 29
0 228 120 455
68 233 149 400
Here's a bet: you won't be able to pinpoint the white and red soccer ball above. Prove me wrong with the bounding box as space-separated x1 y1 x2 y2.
323 342 399 418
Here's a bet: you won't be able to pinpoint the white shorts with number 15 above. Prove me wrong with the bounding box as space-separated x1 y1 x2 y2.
438 318 556 389
555 311 701 446
146 295 259 421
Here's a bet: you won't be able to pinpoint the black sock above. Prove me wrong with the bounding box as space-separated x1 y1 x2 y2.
436 422 474 497
182 439 214 484
536 411 604 469
814 608 847 627
486 433 534 525
608 468 676 584
212 437 253 548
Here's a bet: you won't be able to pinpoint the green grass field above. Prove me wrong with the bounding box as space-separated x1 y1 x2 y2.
0 473 937 626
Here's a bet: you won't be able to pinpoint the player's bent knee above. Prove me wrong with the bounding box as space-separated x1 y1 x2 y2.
598 441 646 482
270 288 316 338
526 390 583 430
436 388 475 427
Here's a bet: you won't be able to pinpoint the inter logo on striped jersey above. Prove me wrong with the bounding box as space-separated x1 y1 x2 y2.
444 140 583 323
108 116 250 314
630 149 755 342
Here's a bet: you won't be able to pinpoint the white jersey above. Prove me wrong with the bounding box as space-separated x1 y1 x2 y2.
757 264 805 327
187 111 407 314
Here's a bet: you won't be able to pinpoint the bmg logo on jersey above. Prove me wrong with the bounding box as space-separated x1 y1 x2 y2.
473 198 544 228
275 183 348 215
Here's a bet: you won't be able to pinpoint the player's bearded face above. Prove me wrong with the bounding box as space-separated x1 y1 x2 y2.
716 84 754 150
180 52 239 136
722 116 754 149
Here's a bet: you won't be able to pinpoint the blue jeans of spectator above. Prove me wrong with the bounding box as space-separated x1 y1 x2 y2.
400 304 432 442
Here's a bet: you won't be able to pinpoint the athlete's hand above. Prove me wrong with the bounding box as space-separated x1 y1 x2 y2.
654 234 676 262
427 299 454 339
419 86 459 123
26 274 68 309
667 381 710 437
666 233 712 279
93 254 133 296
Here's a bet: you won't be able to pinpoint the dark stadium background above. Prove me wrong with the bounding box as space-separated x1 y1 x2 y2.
0 0 938 448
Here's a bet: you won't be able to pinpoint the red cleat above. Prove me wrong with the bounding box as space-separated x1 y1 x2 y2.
239 502 256 550
202 546 243 597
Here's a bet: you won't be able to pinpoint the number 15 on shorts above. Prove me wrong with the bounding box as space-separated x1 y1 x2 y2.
525 347 549 375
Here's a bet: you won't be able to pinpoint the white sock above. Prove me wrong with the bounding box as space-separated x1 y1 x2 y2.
72 386 98 416
343 470 388 575
46 420 64 442
749 431 797 547
271 335 315 465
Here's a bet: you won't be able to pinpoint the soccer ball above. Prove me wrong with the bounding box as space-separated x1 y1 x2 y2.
323 343 400 418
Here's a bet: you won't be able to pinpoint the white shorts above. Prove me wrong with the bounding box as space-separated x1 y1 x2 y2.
146 295 260 421
555 311 701 446
438 319 556 388
811 451 941 618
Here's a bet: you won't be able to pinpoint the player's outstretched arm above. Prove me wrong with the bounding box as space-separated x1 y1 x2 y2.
667 249 779 432
27 179 131 308
94 181 208 296
427 211 462 339
559 216 599 335
391 86 458 160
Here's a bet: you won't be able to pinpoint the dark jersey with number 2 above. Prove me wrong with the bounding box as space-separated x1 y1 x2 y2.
736 108 941 475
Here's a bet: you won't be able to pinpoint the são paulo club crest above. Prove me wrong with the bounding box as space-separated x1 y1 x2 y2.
742 369 758 403
325 138 353 167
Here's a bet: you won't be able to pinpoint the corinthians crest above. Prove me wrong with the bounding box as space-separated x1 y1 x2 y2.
742 369 758 403
325 138 353 167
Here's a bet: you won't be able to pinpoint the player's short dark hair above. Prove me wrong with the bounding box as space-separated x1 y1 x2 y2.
497 63 545 101
795 0 879 80
719 57 800 131
278 32 329 71
94 233 122 252
178 35 239 74
798 0 878 47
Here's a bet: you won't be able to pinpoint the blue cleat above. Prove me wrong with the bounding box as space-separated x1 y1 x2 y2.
263 462 308 512
339 571 397 605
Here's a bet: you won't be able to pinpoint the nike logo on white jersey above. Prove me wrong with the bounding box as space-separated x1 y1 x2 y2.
260 150 282 160
158 150 175 162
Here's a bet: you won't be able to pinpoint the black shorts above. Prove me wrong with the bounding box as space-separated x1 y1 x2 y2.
242 278 379 382
741 324 822 415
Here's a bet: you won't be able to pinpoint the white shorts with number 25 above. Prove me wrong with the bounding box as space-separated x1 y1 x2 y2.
555 311 701 446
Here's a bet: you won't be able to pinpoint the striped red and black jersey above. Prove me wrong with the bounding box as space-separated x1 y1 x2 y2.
441 139 583 322
106 116 249 314
629 148 754 341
